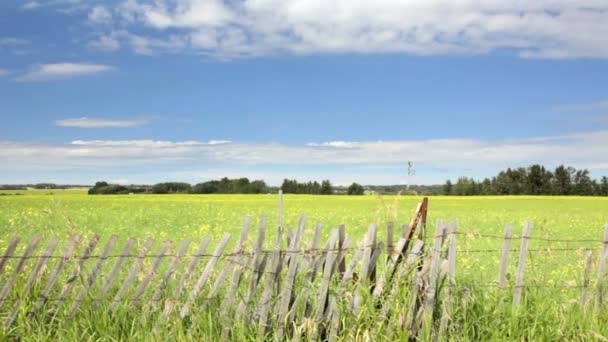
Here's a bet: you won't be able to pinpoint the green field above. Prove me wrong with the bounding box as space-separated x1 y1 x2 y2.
1 192 608 340
2 192 607 281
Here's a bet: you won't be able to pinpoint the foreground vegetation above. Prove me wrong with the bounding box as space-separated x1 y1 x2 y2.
1 192 608 340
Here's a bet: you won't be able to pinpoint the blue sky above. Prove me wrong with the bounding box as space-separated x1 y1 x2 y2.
1 0 608 185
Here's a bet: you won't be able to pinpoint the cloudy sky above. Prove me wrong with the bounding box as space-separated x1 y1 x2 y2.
1 0 608 185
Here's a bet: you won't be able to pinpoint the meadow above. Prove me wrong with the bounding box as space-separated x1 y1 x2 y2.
1 191 608 340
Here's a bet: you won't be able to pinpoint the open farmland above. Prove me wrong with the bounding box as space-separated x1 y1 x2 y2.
2 192 608 282
1 192 608 340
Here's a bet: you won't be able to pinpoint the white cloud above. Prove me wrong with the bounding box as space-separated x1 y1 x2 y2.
0 38 29 46
55 117 150 128
88 5 112 24
88 35 121 51
88 0 608 58
2 131 608 184
0 69 9 77
16 63 114 81
553 100 608 112
22 2 41 10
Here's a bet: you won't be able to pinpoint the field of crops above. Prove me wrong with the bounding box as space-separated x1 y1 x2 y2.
1 191 608 340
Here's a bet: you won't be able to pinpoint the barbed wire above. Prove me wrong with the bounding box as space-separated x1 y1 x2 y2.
0 242 603 262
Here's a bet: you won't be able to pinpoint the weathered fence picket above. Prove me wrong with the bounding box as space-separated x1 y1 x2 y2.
513 221 532 307
595 225 608 309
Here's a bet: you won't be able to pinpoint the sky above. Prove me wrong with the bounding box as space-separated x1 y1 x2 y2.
1 0 608 186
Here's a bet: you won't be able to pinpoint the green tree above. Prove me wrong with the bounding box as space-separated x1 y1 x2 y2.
553 165 573 195
600 176 608 196
347 182 365 195
320 180 333 195
443 180 453 195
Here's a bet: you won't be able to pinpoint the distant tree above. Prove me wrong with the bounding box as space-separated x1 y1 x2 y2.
191 181 219 194
600 176 608 196
573 169 594 195
553 165 573 195
526 164 553 195
443 180 453 195
151 182 191 194
320 180 333 195
480 178 493 195
248 180 268 194
347 182 365 195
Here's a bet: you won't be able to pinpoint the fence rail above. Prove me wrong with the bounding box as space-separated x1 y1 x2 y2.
1 215 608 340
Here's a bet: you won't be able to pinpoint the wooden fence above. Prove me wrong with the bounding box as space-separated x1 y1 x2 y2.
1 217 608 340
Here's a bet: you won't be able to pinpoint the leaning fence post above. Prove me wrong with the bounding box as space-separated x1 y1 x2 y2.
513 221 532 307
580 251 593 309
498 224 513 289
595 224 608 309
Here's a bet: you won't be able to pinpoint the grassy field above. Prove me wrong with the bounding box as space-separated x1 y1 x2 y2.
1 192 608 340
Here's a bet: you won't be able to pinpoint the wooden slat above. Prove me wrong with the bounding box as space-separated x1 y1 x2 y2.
179 233 231 318
310 229 340 340
163 236 210 319
29 235 80 317
386 222 394 259
100 238 136 296
0 236 20 274
290 222 323 324
256 224 284 339
67 235 118 318
236 216 267 322
209 216 251 300
421 221 447 340
360 224 375 283
595 225 608 310
131 241 171 301
151 239 191 304
327 296 340 342
4 236 57 327
373 237 407 300
173 236 210 299
580 250 593 309
111 238 154 311
338 224 346 275
439 221 457 340
513 221 532 307
497 224 513 289
315 229 339 322
0 235 41 310
380 239 424 319
277 214 306 337
51 234 100 315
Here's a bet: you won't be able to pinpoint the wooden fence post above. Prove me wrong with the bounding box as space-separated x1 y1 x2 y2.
421 221 446 340
438 221 457 340
595 225 608 309
498 224 513 289
513 221 532 307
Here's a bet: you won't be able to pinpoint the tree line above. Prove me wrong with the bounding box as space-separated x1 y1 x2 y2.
443 165 608 196
88 178 368 195
88 178 269 195
279 179 365 195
